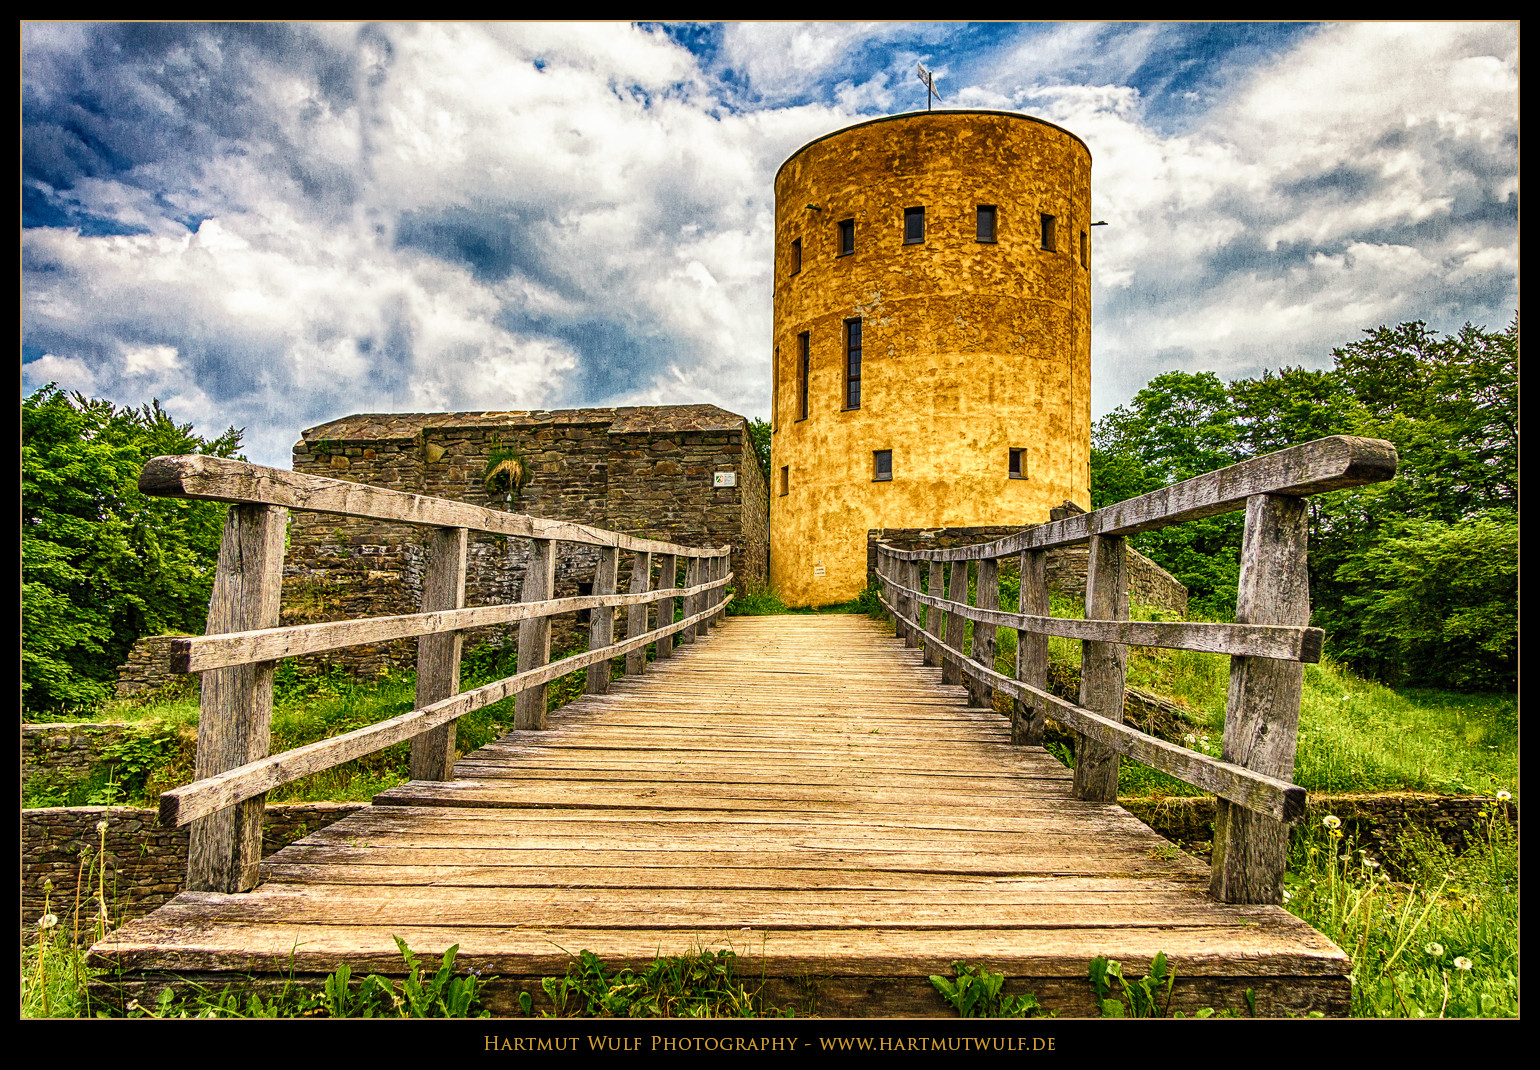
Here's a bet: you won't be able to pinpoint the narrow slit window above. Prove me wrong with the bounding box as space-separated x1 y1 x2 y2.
977 205 997 242
904 207 925 244
791 238 801 275
1009 448 1026 479
837 218 855 256
779 465 789 496
873 449 893 482
1080 230 1089 268
797 332 810 420
844 318 862 410
1040 213 1057 251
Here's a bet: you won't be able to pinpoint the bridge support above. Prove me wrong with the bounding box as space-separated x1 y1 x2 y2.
410 526 467 780
515 538 556 729
1072 534 1129 802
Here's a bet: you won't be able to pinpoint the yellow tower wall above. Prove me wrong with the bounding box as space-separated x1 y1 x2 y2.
770 111 1093 606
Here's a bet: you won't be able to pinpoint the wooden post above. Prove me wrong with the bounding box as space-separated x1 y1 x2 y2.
923 562 944 668
680 556 700 644
710 555 727 626
1210 494 1310 904
514 538 556 729
654 553 677 660
902 560 922 649
942 561 969 686
968 557 999 708
626 551 653 673
1014 549 1050 746
410 526 468 781
696 556 714 638
585 546 620 693
1073 535 1130 801
187 503 286 893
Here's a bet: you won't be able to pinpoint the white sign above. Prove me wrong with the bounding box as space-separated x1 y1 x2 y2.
813 565 826 577
714 471 737 487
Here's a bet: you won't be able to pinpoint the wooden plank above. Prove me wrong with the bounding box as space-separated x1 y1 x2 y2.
138 454 734 559
409 527 467 782
585 547 620 694
625 551 652 675
922 563 944 667
1073 535 1129 803
887 582 1321 661
187 503 286 894
679 556 700 644
158 599 732 827
654 553 676 660
878 595 1304 822
170 579 726 672
1211 494 1312 904
877 435 1397 562
902 560 922 650
942 561 969 686
1015 549 1049 746
968 557 999 708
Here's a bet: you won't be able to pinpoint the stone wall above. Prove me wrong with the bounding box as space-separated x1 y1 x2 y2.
22 803 366 933
23 723 140 793
284 406 770 677
113 636 195 700
867 525 1189 615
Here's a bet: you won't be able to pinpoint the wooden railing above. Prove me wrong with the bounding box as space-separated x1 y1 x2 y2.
875 436 1398 904
138 455 733 894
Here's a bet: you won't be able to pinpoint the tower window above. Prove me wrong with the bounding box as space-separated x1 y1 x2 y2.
873 450 893 482
1009 448 1026 479
837 218 855 256
1080 230 1089 268
779 466 789 496
797 332 810 420
843 318 862 410
790 238 802 275
904 207 925 244
1040 214 1057 251
977 205 997 243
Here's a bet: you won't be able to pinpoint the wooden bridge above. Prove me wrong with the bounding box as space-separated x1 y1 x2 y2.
89 437 1397 1016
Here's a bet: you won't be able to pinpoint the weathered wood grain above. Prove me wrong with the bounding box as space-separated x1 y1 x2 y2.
1015 549 1049 746
138 454 734 559
942 561 969 686
654 553 677 660
1073 535 1129 803
625 550 652 675
1211 494 1312 904
514 538 556 729
922 562 944 667
585 547 620 694
409 527 467 782
187 503 286 894
968 557 999 709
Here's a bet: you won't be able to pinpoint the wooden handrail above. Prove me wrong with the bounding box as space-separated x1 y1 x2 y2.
877 435 1397 562
139 454 735 893
873 435 1398 906
140 455 732 559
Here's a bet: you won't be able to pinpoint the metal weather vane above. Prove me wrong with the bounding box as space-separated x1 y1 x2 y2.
917 63 940 111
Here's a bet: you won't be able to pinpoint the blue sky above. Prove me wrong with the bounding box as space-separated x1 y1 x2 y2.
22 22 1517 468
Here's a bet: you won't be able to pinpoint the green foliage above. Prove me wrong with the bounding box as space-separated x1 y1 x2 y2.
22 385 243 717
748 417 772 483
1089 319 1518 688
1088 953 1176 1017
726 581 789 616
533 948 795 1018
929 962 1048 1018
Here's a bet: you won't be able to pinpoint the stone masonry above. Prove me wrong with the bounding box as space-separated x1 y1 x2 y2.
285 405 769 676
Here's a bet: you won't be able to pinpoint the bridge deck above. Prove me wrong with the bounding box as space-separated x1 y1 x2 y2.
90 615 1349 1016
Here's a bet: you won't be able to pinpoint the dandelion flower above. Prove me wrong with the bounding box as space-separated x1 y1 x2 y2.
1322 815 1342 830
1454 957 1473 971
1184 734 1197 745
1425 942 1444 958
1496 790 1512 801
96 820 108 834
38 913 57 930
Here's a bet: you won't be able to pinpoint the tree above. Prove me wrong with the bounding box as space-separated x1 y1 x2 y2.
748 417 771 484
22 385 243 716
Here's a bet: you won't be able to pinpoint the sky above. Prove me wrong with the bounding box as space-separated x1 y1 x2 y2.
21 22 1518 469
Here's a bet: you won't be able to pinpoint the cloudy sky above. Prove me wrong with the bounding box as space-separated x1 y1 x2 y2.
22 22 1518 468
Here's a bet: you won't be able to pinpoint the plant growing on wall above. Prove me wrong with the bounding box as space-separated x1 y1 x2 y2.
483 439 531 508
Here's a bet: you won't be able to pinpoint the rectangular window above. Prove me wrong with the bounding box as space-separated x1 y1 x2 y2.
844 318 862 410
791 238 802 275
772 345 779 431
779 465 789 496
1080 230 1089 268
873 449 893 482
837 218 855 256
1009 448 1026 479
904 207 925 244
576 581 594 623
797 332 810 420
977 205 997 242
1040 213 1057 251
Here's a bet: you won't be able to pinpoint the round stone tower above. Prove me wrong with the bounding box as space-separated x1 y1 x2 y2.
769 110 1093 606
